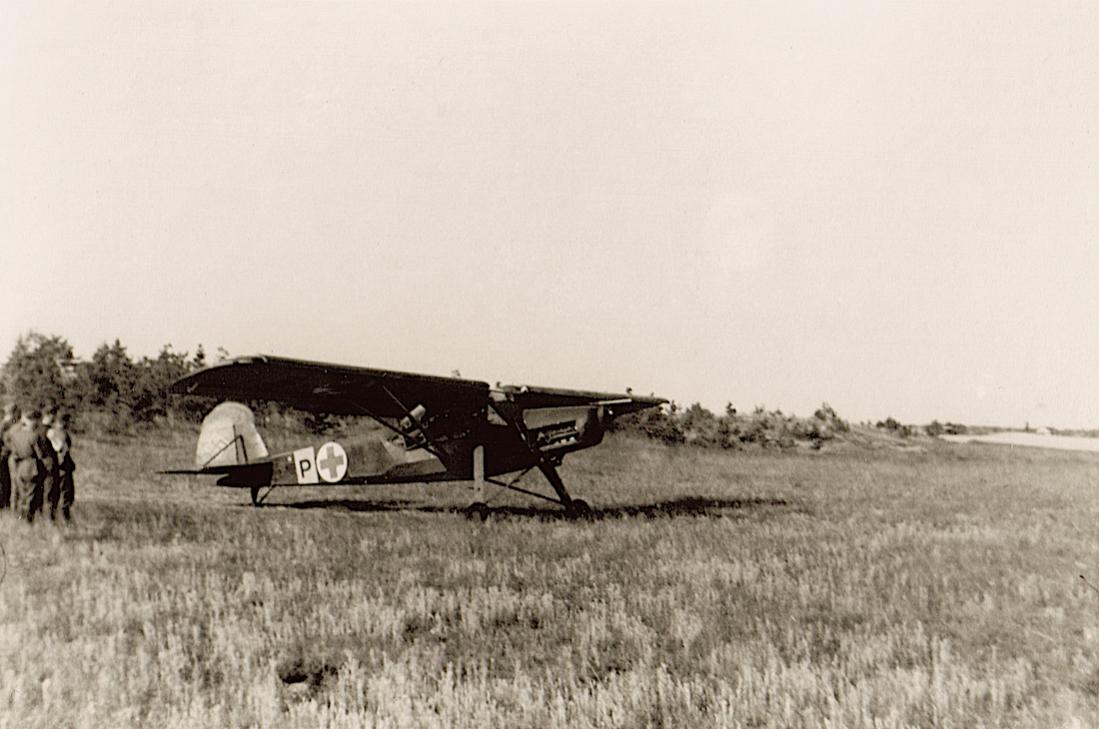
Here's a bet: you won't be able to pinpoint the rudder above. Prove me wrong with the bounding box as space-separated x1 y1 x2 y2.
196 402 270 468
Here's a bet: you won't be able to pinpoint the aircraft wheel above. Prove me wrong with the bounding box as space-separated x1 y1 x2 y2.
250 486 261 507
566 499 592 519
464 502 491 522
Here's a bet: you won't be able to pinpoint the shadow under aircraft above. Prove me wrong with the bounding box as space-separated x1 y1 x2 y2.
264 495 795 521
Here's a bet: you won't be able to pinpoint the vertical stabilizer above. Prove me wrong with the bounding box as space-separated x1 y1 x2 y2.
196 402 269 468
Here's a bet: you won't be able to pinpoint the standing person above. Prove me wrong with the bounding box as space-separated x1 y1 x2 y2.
47 412 75 522
0 403 20 510
37 411 58 521
6 408 52 522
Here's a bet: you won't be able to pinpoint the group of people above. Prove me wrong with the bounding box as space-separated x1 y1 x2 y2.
0 404 75 523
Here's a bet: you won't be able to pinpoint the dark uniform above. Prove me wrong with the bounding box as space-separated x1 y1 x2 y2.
47 415 75 521
6 414 54 522
36 416 58 521
0 405 19 510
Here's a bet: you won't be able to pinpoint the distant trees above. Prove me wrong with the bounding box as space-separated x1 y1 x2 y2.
0 332 378 435
1 333 81 414
1 331 215 429
4 330 957 447
618 400 966 451
84 340 137 416
619 402 685 444
614 400 853 450
883 418 967 438
80 340 217 424
874 417 912 437
681 403 718 445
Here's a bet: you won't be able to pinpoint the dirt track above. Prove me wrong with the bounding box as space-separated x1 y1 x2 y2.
942 431 1099 452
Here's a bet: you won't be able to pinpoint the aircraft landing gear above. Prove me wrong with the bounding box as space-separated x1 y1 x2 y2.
565 499 592 519
249 484 274 507
474 459 595 519
463 501 491 521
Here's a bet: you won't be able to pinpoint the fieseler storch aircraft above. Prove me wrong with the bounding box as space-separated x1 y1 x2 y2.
164 355 665 517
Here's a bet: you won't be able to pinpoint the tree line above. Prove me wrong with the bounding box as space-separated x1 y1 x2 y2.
612 400 853 449
5 331 945 446
0 332 216 428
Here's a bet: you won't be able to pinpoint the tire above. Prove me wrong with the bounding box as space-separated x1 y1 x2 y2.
566 499 592 519
464 502 491 521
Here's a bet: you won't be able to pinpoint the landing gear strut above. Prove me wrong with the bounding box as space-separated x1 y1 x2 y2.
464 410 592 517
249 484 274 507
466 460 593 519
463 502 491 521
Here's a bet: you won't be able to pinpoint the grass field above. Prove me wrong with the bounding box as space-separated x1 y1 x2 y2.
0 428 1095 728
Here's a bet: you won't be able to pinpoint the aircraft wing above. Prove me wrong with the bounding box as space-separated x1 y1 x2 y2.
170 355 491 417
498 384 666 417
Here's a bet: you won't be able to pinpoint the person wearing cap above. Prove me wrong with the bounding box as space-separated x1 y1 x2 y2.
6 408 54 522
47 412 75 521
0 403 20 510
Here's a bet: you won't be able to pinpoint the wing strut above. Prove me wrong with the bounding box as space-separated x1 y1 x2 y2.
344 384 451 464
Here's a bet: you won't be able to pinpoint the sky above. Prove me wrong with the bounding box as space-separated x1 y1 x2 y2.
2 1 1097 428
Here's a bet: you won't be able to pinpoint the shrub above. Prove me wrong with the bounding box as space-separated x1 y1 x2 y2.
876 417 912 438
1 332 81 414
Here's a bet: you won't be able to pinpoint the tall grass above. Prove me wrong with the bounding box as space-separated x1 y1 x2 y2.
0 430 1094 728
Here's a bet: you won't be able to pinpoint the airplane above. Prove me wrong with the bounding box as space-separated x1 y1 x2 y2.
164 355 666 517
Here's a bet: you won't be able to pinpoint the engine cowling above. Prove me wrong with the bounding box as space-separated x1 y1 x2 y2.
524 406 604 452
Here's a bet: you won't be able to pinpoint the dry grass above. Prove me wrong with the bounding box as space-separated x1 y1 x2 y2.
0 429 1095 728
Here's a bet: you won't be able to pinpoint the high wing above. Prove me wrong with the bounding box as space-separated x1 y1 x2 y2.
171 355 664 418
497 384 666 418
169 355 490 417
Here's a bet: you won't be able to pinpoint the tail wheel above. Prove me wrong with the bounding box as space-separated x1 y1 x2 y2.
250 485 274 507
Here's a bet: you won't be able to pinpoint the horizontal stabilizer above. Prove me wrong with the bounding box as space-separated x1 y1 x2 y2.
157 466 244 476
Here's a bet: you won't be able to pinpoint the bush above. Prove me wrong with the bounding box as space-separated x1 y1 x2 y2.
875 417 912 438
613 405 684 445
2 332 216 431
1 332 81 414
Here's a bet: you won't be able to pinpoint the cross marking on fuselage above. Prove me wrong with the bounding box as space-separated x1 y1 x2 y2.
318 444 346 481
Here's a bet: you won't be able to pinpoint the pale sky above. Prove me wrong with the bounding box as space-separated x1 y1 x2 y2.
2 2 1097 427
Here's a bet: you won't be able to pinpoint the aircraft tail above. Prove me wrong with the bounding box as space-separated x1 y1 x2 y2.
196 401 270 468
